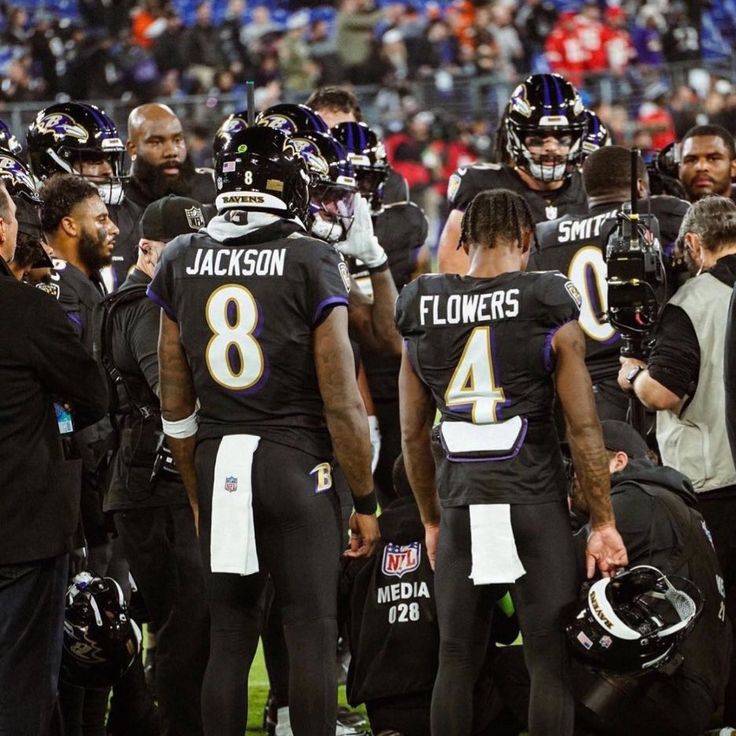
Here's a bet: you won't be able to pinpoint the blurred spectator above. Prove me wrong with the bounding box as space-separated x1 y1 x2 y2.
545 11 587 86
488 3 524 79
603 6 636 76
219 0 251 79
308 18 344 86
152 8 187 76
670 85 699 139
575 0 607 73
638 82 676 151
279 10 318 93
182 1 226 90
240 4 281 57
336 0 384 84
2 6 29 48
516 0 558 67
662 6 700 64
131 0 166 49
631 5 665 66
386 111 434 203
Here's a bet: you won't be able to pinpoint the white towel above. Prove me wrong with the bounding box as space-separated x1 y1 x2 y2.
210 434 261 576
469 504 526 585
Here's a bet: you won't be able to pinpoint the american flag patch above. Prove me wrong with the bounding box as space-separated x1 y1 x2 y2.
222 161 236 173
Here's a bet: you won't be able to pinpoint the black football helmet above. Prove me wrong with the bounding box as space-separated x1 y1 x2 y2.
581 109 611 158
0 119 22 156
27 102 127 204
290 130 357 242
255 103 329 136
212 110 249 168
0 151 40 205
566 565 703 675
61 572 142 688
505 73 587 182
215 125 310 222
332 121 389 212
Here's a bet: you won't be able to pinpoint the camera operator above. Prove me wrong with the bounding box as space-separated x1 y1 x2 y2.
617 195 736 722
531 146 689 421
103 195 210 736
678 124 736 203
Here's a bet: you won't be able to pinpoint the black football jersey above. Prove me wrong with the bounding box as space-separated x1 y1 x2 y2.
396 269 580 505
148 219 350 457
447 162 588 223
350 201 429 401
530 196 689 383
383 166 409 205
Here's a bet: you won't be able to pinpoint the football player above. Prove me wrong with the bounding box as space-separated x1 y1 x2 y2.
333 120 429 505
438 73 589 274
149 125 379 736
530 146 689 421
398 188 626 736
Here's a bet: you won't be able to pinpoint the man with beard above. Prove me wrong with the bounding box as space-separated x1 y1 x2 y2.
617 196 736 724
110 103 216 285
678 124 736 203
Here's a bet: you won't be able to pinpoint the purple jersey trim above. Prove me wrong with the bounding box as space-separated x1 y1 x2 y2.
543 320 575 373
443 418 529 463
312 295 348 326
146 285 177 322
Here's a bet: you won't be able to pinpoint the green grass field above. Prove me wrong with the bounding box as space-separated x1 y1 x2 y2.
245 644 359 734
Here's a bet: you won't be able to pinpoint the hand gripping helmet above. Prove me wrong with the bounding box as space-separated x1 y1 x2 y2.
290 130 357 243
331 121 389 212
566 565 703 675
212 110 249 169
26 102 127 204
255 103 329 136
0 151 40 205
582 109 611 158
61 571 142 688
215 125 310 222
0 120 22 156
505 73 587 182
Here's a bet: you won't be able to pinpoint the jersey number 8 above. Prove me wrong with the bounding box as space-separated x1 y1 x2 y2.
205 284 264 390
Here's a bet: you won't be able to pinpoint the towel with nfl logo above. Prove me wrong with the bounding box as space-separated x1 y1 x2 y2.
210 434 261 575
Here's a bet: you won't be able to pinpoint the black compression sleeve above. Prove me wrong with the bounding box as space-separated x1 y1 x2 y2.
648 304 700 398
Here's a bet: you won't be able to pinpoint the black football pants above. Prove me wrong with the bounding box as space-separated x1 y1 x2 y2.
196 437 343 736
431 501 578 736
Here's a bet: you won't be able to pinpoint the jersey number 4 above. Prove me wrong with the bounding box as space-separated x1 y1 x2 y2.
205 284 264 390
445 326 505 423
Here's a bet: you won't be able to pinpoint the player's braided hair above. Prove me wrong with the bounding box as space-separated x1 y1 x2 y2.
459 188 534 250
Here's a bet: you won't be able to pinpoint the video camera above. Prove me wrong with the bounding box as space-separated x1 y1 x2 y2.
603 149 665 361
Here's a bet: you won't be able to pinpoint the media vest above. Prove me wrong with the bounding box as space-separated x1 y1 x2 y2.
657 273 736 492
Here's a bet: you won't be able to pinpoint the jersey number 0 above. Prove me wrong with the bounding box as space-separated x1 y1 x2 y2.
205 284 264 390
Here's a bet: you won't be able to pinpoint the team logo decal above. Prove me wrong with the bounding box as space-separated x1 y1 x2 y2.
600 635 613 650
309 462 333 493
290 137 330 177
564 280 583 309
509 83 532 118
260 114 297 134
35 113 89 143
545 205 558 220
224 475 238 493
338 260 351 294
64 621 106 664
185 206 206 230
223 116 248 136
0 154 36 193
382 542 421 578
447 173 462 204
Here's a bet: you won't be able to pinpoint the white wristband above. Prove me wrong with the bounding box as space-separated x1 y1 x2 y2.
162 410 199 439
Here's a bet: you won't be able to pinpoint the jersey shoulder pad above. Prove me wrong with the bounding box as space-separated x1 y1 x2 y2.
535 215 574 249
532 270 582 315
449 163 517 209
381 200 429 239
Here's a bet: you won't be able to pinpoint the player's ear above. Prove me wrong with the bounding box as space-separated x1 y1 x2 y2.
520 228 533 254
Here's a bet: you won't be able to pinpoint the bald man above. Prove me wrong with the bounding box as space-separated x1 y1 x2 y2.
109 103 216 285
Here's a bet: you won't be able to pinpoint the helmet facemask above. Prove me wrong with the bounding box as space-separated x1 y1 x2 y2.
507 124 585 183
309 182 356 243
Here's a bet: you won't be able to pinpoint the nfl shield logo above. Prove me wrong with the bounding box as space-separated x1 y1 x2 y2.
224 476 238 493
382 542 421 578
185 206 206 230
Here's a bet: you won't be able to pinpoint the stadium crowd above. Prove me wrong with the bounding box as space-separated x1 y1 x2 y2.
1 8 736 735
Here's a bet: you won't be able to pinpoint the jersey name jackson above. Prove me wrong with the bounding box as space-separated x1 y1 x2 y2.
185 247 286 277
